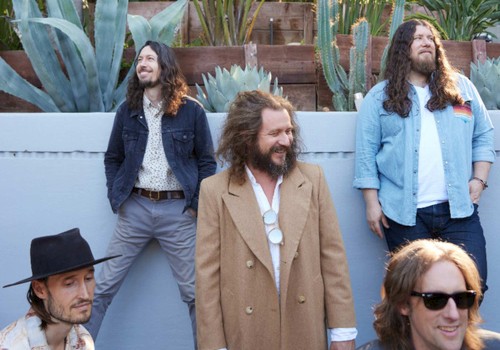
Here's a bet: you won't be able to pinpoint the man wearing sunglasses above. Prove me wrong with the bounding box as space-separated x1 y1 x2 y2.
196 91 357 350
356 239 500 350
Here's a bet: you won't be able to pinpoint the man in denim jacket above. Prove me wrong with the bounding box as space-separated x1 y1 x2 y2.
353 20 494 295
85 41 216 348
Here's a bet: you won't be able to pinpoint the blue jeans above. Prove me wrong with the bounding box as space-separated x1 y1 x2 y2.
384 202 488 294
85 193 197 348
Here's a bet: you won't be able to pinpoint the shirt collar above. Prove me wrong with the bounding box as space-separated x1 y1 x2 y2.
245 165 283 187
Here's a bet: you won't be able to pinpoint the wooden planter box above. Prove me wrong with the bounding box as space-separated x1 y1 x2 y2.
317 35 500 110
1 17 500 112
127 1 315 45
0 44 317 112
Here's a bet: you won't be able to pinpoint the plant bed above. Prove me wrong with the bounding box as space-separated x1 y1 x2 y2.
126 1 315 45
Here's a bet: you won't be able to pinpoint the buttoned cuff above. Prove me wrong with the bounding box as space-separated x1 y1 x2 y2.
329 327 358 341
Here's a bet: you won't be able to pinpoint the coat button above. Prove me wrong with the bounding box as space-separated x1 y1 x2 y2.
298 295 306 304
294 251 299 259
245 306 253 315
246 260 254 268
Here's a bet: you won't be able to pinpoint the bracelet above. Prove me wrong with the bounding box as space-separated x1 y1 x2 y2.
472 177 488 189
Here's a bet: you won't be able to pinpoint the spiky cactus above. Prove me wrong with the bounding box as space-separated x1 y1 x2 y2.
348 19 369 111
317 0 348 111
378 0 405 81
195 64 283 112
470 57 500 110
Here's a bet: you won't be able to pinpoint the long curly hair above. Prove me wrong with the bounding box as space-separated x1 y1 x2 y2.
373 239 484 350
216 90 302 184
126 41 188 116
383 19 464 117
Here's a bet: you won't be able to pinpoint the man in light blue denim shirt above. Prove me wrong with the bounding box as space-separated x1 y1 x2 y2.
353 20 494 295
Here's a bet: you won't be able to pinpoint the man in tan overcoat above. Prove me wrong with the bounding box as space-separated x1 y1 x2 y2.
196 91 357 350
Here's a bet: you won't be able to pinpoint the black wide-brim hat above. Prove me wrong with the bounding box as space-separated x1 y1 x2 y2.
3 228 119 288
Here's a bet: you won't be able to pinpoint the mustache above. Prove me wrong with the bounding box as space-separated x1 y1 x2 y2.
71 298 93 308
271 145 289 153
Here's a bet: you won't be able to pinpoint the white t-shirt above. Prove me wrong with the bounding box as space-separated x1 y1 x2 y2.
415 85 448 208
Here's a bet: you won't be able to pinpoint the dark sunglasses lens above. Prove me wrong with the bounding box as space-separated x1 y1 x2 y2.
423 294 448 310
424 292 475 310
454 292 475 309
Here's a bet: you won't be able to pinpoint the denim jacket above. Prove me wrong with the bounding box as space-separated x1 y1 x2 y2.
353 74 495 226
104 97 217 213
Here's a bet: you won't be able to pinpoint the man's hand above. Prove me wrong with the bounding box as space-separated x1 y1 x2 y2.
469 179 484 204
362 189 389 239
330 340 355 350
187 208 197 218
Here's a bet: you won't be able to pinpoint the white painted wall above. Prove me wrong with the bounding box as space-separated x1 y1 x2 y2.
1 111 499 349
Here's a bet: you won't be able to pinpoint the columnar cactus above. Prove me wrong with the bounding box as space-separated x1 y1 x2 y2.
348 19 369 111
317 0 370 111
378 0 405 80
317 0 348 111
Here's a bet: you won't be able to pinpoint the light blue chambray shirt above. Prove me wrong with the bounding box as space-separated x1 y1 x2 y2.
353 74 495 226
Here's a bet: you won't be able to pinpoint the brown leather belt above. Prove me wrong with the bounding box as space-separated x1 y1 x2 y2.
132 188 184 201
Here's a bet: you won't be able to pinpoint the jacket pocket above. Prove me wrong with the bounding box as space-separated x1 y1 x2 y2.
173 131 195 157
122 130 139 153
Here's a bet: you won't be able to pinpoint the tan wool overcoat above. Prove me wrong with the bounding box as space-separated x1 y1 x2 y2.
196 162 356 350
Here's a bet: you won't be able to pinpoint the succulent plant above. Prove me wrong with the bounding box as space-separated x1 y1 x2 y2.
192 0 265 46
317 0 406 109
378 0 405 81
348 19 369 111
317 0 374 111
195 64 283 112
0 0 187 112
470 57 500 110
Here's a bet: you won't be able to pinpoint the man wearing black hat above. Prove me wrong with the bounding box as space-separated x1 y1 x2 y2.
0 228 118 350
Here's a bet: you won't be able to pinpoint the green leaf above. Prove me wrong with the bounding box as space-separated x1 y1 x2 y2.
150 0 188 45
0 57 59 111
26 17 104 111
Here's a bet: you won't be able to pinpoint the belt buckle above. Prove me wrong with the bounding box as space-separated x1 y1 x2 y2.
148 191 161 201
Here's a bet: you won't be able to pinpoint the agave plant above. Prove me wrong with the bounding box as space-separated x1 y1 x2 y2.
195 64 283 112
470 57 500 110
0 0 187 112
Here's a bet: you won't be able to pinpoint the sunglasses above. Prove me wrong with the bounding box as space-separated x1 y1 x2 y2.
410 291 476 310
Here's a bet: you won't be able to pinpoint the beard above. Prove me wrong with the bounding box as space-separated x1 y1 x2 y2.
47 292 92 325
137 69 160 88
138 77 160 89
411 55 436 76
249 143 297 178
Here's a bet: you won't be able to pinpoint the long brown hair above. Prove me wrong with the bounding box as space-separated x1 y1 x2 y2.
126 41 188 116
216 90 302 184
373 239 484 350
383 20 464 117
27 279 54 330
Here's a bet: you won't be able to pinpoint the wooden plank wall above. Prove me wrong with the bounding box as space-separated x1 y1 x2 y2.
124 44 318 111
127 1 315 45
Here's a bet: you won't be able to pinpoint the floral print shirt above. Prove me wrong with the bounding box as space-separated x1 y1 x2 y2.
0 309 94 349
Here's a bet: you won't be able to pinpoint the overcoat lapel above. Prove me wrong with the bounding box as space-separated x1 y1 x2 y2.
222 177 275 279
278 166 312 299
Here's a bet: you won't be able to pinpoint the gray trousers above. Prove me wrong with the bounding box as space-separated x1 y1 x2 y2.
86 193 197 347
